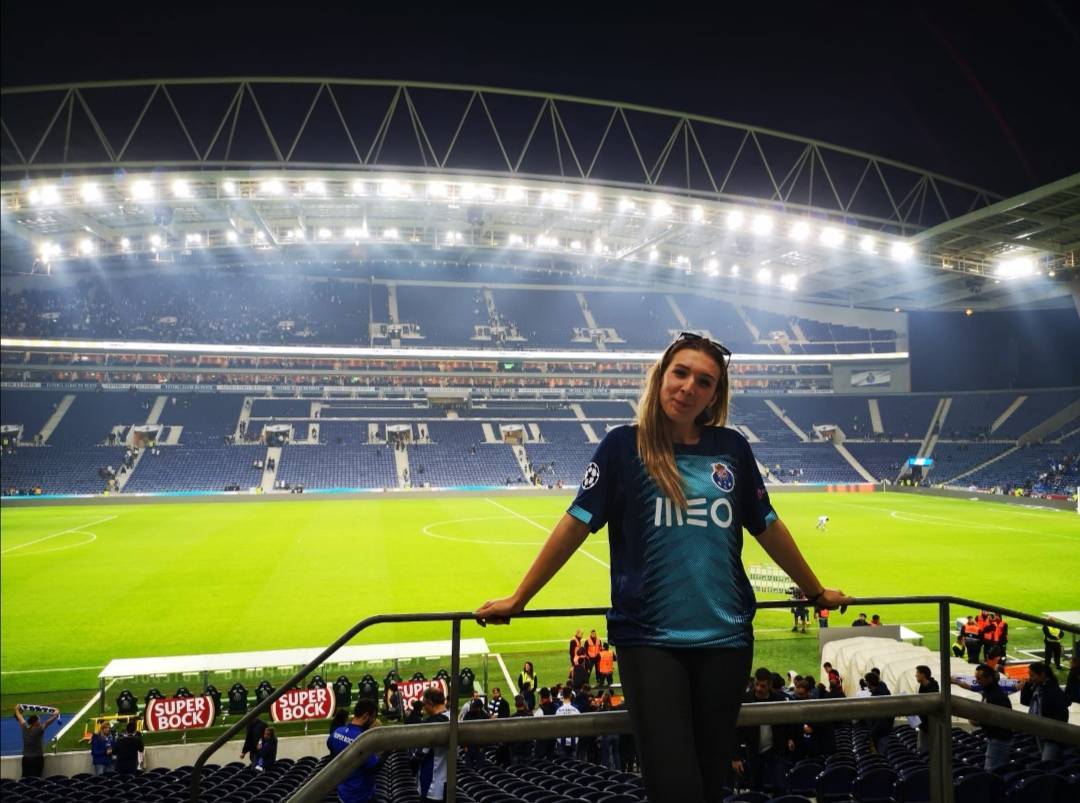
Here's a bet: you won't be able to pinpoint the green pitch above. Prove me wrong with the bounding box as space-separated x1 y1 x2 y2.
2 491 1078 706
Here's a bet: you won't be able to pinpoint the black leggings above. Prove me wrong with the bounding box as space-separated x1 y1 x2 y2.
618 644 753 803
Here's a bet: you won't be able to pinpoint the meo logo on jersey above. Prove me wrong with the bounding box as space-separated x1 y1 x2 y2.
711 461 736 492
581 462 600 490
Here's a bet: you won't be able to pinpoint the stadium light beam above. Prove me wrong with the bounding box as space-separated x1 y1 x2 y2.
131 180 155 201
80 183 102 204
751 214 774 236
171 179 192 199
890 242 915 262
820 227 845 247
789 220 811 241
726 210 745 230
859 235 877 254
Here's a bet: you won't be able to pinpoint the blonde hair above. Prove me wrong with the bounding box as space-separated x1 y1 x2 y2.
635 341 729 509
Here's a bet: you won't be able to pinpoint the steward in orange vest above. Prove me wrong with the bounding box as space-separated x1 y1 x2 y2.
596 643 617 687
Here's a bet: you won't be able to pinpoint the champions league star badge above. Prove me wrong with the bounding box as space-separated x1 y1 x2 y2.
581 462 600 490
711 461 736 492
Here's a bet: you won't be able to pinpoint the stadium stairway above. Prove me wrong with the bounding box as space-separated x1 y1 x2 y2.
394 445 410 487
261 446 281 491
511 444 533 483
944 445 1019 485
764 400 810 441
114 449 143 493
833 442 876 483
36 394 75 443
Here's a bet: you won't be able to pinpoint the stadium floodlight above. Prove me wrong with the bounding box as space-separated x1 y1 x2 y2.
592 238 604 255
149 233 163 247
617 197 636 214
38 241 60 259
755 267 772 284
29 184 61 206
705 257 720 276
789 220 811 241
477 185 496 202
171 179 192 199
504 186 527 204
259 178 284 196
570 239 583 250
690 205 705 224
779 272 799 290
859 235 877 254
580 191 600 212
648 247 660 262
730 263 740 276
317 227 333 240
129 180 154 201
508 233 525 247
304 180 327 196
119 237 131 251
426 182 449 199
965 308 974 316
820 227 845 247
444 230 464 245
80 183 102 203
890 241 915 262
351 179 368 196
540 190 569 208
185 232 203 245
292 228 306 241
726 209 745 230
651 199 673 219
383 227 400 240
460 182 478 201
675 254 690 267
536 234 558 248
751 214 774 236
226 229 239 244
222 180 237 195
995 255 1035 280
78 237 95 256
254 230 266 242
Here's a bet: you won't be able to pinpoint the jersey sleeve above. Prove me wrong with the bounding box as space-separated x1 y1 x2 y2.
737 436 777 537
566 427 624 533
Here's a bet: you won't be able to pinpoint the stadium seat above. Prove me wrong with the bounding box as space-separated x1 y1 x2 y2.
892 766 931 802
814 764 856 802
1006 772 1070 803
955 770 1005 803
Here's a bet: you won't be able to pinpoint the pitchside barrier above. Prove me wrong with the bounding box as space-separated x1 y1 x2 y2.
186 597 1080 803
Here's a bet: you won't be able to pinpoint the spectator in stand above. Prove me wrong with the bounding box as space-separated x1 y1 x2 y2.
864 672 892 754
869 614 882 627
914 665 939 754
1019 662 1070 761
113 718 144 774
461 699 488 767
327 710 349 752
256 726 277 771
953 664 1012 771
475 332 850 802
487 687 510 719
1066 653 1080 705
554 687 580 758
417 687 450 802
241 714 267 767
570 647 591 690
1042 620 1064 670
852 613 869 627
15 703 58 781
517 661 538 711
532 687 559 760
404 700 425 725
736 667 797 791
384 683 404 721
508 695 534 764
90 720 115 775
328 699 384 803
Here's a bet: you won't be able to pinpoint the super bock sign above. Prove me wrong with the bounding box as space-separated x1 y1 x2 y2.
144 695 216 732
270 687 337 723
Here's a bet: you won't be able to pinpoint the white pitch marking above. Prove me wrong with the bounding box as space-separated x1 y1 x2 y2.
493 653 518 696
9 531 98 556
484 498 610 569
1 665 104 675
1 515 117 554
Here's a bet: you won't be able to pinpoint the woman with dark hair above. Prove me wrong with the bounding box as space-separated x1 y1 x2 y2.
476 332 851 803
1020 661 1069 761
517 661 538 711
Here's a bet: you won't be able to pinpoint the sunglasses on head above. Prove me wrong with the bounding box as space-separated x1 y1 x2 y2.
668 331 732 368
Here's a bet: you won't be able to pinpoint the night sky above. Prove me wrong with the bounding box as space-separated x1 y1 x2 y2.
3 4 1078 197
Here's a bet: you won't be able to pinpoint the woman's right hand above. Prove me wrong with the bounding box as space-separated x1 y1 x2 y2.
475 595 524 626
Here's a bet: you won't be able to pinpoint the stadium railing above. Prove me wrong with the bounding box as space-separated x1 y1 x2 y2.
189 597 1080 803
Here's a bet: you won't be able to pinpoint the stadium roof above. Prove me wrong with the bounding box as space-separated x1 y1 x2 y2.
2 79 1076 312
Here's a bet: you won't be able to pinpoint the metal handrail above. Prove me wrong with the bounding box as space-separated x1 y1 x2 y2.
189 597 1079 802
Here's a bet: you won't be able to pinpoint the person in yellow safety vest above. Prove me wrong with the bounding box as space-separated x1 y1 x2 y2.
597 643 617 688
962 616 983 663
585 629 602 680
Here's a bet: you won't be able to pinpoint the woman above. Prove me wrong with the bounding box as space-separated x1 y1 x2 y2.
476 332 850 803
90 721 115 775
256 725 277 771
517 661 538 711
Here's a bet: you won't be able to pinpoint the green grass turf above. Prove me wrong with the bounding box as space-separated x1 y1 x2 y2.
2 490 1078 749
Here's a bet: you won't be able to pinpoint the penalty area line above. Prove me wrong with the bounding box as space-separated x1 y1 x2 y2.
1 515 117 554
484 498 609 569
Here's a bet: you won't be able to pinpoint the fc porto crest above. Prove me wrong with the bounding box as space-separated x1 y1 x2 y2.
711 460 736 492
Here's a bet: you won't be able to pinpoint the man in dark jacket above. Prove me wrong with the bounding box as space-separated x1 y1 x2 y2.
735 668 797 793
241 716 267 767
914 665 939 754
1019 662 1069 761
864 673 893 755
954 664 1012 771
